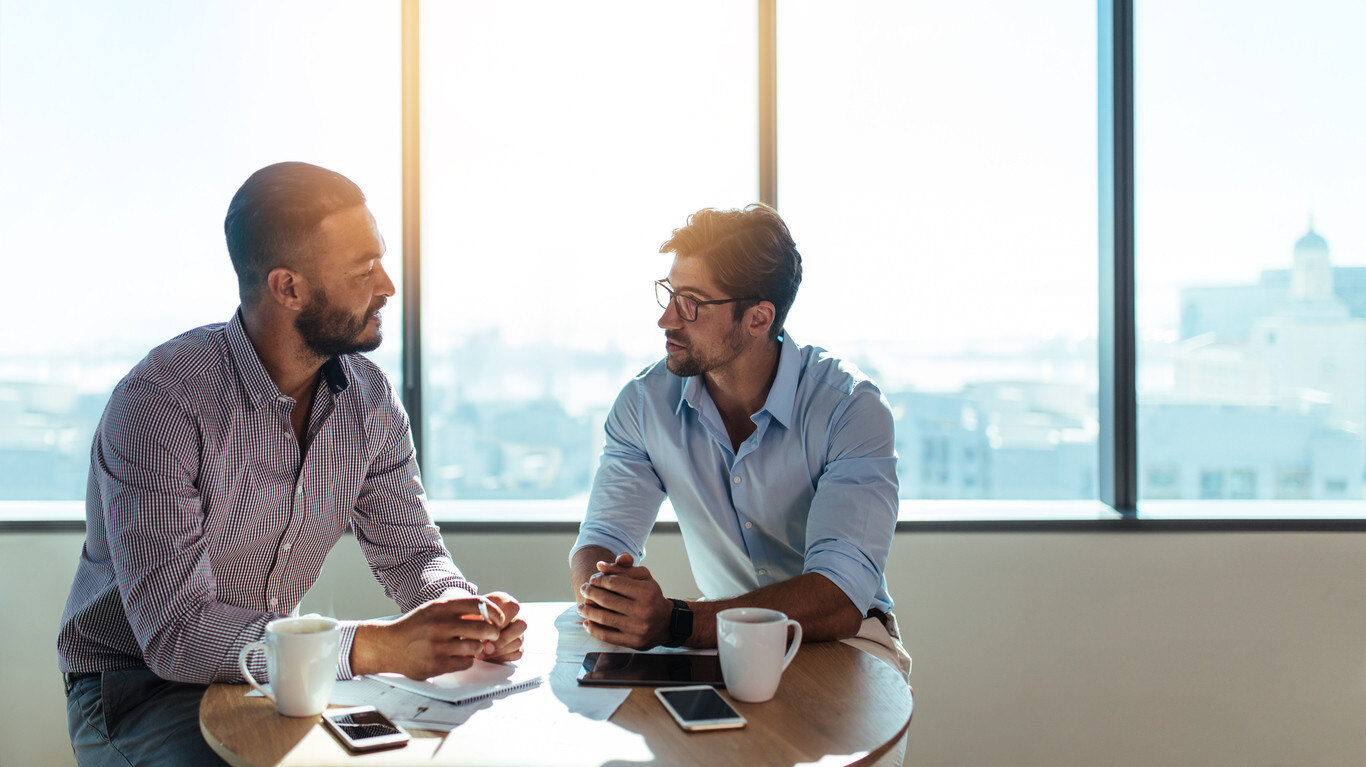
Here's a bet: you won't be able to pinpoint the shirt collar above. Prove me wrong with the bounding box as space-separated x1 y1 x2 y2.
225 309 349 410
674 333 800 429
759 333 800 429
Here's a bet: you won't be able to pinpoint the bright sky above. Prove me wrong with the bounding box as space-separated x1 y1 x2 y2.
3 0 1362 367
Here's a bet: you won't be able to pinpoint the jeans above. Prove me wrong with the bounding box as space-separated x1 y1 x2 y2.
64 667 229 767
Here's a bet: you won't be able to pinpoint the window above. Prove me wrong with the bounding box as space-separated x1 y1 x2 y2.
1135 0 1366 506
4 2 1361 525
0 0 401 502
1229 470 1257 500
778 0 1098 503
417 1 755 502
1199 471 1226 500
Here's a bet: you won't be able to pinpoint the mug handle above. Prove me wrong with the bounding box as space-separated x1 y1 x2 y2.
238 641 273 702
779 619 803 672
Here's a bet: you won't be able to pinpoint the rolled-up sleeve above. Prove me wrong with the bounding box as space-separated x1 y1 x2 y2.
802 383 899 614
574 379 666 561
351 385 476 617
98 379 271 684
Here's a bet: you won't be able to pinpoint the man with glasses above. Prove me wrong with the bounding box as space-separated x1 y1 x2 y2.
570 204 910 679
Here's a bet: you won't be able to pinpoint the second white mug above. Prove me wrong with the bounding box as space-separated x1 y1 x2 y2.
716 607 802 703
238 614 340 717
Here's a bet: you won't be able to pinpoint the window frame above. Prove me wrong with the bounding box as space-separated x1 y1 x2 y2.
4 0 1361 530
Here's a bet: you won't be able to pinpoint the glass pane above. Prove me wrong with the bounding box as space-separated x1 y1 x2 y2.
778 1 1099 502
0 1 401 503
1136 0 1366 507
419 2 756 501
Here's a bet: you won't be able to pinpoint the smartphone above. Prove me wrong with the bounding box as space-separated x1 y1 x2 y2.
577 651 725 687
654 685 747 732
321 706 411 752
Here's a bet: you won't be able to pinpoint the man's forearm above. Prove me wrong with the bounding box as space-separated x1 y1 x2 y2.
681 573 864 646
570 545 615 605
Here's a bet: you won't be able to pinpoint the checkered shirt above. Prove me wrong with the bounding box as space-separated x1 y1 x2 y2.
57 311 475 684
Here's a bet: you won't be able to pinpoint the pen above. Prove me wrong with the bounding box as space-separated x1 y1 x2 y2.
479 599 490 623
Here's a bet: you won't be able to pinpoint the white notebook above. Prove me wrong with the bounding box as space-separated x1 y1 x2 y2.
369 659 545 705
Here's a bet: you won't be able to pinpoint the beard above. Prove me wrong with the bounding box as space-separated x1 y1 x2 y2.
665 322 746 377
295 288 384 358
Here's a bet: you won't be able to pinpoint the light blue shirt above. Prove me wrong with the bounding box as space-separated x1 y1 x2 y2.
574 335 898 615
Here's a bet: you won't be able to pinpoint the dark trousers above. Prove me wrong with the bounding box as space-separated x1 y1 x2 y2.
64 667 228 767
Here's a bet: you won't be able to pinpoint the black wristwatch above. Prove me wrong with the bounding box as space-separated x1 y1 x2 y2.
663 598 693 647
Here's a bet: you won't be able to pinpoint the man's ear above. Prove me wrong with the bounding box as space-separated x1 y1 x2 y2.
747 301 776 339
266 267 306 311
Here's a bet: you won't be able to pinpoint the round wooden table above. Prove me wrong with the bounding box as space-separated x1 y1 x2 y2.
201 604 912 766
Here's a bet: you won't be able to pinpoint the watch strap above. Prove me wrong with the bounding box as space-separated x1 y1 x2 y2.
663 598 693 647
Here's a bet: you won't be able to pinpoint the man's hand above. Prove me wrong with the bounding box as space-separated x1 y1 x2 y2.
477 591 527 663
578 553 674 649
351 596 502 679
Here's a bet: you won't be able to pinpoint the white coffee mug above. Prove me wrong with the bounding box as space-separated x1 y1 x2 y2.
716 607 803 703
238 614 340 717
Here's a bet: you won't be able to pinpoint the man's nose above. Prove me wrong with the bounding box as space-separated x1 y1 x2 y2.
658 301 683 329
375 261 396 298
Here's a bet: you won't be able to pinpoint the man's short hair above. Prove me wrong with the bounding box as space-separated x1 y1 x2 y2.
659 203 802 341
224 162 366 302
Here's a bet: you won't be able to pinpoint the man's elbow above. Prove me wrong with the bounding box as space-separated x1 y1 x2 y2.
142 630 213 685
832 603 865 639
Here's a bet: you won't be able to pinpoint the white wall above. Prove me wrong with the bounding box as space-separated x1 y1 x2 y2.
4 529 1365 767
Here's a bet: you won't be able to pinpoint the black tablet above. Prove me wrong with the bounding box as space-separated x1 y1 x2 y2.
576 651 726 687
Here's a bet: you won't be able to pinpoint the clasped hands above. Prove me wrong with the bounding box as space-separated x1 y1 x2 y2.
352 591 527 680
578 553 675 649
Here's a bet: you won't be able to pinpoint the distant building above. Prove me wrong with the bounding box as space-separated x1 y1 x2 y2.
889 384 1096 500
1175 222 1366 430
1140 401 1363 500
1180 222 1366 341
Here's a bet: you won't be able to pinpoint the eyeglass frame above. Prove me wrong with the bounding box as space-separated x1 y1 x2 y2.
654 279 763 323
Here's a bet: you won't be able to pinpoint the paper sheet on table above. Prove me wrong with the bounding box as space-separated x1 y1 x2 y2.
434 670 649 765
550 605 717 660
243 678 489 732
370 657 546 705
545 659 631 719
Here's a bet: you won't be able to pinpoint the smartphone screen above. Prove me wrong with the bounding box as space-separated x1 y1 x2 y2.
323 707 410 751
656 686 745 730
330 709 402 739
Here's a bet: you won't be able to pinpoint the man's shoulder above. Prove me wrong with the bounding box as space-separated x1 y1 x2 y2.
337 353 400 411
794 341 880 399
623 357 675 394
120 323 230 401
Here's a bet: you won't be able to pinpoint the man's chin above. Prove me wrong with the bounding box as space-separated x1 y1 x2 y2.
353 329 383 354
665 356 702 377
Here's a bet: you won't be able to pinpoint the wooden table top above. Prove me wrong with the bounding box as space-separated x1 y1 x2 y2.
200 603 912 767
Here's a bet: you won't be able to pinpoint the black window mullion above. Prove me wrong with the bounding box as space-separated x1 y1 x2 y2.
1098 0 1137 515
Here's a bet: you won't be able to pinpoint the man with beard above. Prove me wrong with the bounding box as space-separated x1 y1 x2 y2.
570 204 910 680
58 162 525 766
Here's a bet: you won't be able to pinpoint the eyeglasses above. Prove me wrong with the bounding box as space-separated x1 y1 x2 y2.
654 280 760 322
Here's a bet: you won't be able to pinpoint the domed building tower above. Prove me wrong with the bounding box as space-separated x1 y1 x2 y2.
1291 217 1335 304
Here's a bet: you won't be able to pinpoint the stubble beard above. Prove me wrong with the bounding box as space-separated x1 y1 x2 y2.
665 322 746 378
295 288 384 358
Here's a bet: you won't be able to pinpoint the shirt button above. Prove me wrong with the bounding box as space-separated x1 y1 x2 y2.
744 521 753 529
733 476 742 484
269 597 279 609
757 569 767 576
296 485 303 495
282 542 291 551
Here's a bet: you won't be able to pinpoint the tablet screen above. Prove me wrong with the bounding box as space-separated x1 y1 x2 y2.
576 652 725 687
